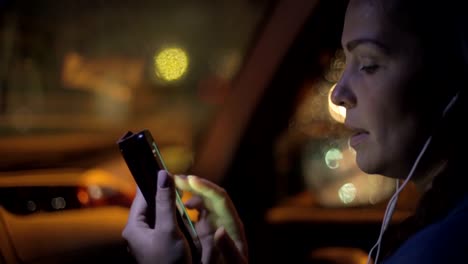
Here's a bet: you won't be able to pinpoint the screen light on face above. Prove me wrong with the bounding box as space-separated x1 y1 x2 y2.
154 47 189 81
328 84 346 123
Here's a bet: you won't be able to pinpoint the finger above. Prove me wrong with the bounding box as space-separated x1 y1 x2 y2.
187 175 226 201
195 209 215 237
176 175 223 208
214 227 247 264
127 187 150 228
191 205 215 254
187 176 243 238
197 211 218 264
122 188 149 242
174 175 190 198
188 176 237 215
181 175 247 255
174 174 192 192
155 170 178 232
184 195 204 210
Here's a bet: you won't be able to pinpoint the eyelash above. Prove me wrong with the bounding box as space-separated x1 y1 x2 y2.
360 64 379 74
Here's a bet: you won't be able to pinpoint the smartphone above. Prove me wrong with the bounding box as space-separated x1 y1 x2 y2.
117 129 202 263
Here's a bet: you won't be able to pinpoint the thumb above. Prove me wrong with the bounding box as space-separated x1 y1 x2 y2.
155 170 178 232
214 227 247 264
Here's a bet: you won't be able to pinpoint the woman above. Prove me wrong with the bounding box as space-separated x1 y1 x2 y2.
122 0 468 263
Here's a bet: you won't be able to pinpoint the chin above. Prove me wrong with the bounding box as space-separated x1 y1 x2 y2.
354 139 408 179
355 150 382 175
356 152 403 179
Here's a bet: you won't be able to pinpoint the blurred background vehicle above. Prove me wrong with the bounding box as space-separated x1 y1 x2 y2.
0 0 422 263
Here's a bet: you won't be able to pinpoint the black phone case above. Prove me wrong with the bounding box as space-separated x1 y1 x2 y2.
117 129 202 263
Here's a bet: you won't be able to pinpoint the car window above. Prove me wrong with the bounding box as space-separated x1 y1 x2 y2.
0 0 271 173
0 2 272 261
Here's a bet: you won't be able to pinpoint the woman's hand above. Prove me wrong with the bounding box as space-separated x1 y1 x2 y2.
175 175 248 264
122 170 192 264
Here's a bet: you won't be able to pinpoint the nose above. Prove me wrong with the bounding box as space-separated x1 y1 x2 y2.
331 72 356 109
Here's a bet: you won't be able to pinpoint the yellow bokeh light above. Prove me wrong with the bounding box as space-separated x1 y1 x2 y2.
328 84 346 123
154 47 189 81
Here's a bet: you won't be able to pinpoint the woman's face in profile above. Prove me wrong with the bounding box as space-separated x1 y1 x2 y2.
332 0 433 179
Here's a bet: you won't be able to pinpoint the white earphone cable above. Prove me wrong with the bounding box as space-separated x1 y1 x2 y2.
367 92 459 264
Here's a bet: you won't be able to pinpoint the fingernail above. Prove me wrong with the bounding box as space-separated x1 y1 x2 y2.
175 174 188 179
214 226 226 240
158 170 170 188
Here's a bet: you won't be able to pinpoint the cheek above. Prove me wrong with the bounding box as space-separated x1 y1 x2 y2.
368 99 410 161
351 55 429 175
369 109 426 177
352 75 414 174
355 77 394 135
359 64 414 137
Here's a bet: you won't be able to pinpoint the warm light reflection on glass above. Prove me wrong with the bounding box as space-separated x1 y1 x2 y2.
27 200 37 212
155 47 189 81
9 106 34 133
338 183 357 204
62 52 143 102
77 189 90 205
88 185 103 200
160 146 194 174
325 148 343 169
51 197 66 210
214 51 241 79
328 84 346 123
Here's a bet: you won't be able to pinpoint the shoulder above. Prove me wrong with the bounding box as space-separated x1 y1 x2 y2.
383 196 468 264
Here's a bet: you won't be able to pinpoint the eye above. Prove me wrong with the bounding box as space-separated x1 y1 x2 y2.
360 65 379 74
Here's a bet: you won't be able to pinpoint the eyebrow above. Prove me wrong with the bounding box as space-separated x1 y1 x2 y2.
344 38 390 54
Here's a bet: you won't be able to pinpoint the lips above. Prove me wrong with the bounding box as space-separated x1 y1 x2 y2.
345 124 369 148
350 131 369 148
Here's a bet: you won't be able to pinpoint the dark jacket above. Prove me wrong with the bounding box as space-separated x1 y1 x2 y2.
383 194 468 263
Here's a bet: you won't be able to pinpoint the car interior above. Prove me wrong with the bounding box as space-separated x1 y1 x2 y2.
0 0 422 263
190 0 420 263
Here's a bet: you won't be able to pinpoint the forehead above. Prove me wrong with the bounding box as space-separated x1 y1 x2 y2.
342 0 392 46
